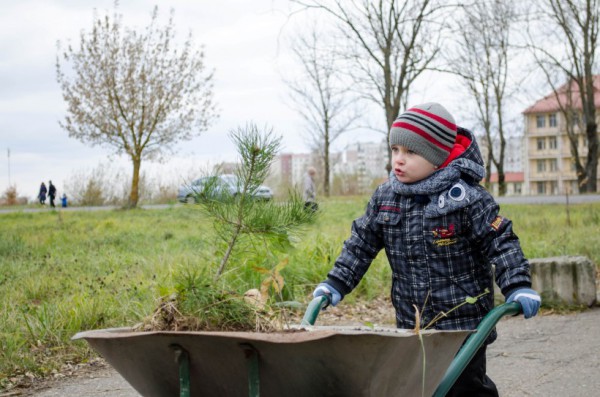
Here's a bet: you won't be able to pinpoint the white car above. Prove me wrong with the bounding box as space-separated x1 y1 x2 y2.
177 174 273 203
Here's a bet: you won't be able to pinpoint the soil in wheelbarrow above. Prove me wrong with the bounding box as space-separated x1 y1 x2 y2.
133 291 396 334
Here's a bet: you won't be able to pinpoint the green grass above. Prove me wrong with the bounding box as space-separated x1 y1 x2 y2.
0 198 599 388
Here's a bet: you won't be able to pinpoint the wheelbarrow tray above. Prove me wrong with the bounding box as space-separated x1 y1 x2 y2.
73 326 470 397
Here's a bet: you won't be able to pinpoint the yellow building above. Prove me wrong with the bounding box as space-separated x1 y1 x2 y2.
522 78 600 195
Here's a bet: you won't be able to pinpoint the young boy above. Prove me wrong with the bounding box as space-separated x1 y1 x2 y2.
313 103 541 396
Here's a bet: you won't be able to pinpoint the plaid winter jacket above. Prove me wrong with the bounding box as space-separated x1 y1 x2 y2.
325 128 531 339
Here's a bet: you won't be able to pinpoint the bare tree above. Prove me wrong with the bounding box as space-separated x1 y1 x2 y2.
285 27 359 197
447 1 518 195
56 5 217 207
526 0 599 192
293 0 444 173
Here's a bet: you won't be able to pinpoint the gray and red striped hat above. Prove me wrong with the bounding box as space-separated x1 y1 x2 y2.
389 102 457 167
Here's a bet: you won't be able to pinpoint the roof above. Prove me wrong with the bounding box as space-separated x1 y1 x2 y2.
489 172 524 183
523 75 600 114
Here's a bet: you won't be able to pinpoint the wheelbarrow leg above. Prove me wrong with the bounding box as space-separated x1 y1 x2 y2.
171 344 190 397
170 344 191 397
241 343 260 397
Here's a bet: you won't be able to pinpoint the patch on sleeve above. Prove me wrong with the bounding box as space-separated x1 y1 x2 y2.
490 216 504 231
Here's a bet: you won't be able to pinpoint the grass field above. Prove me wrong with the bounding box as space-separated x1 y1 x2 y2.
1 197 599 388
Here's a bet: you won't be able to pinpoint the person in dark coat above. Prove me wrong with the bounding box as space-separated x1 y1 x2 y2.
312 103 541 396
48 181 57 208
38 182 47 205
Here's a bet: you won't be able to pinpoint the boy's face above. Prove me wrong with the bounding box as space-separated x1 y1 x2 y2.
391 144 437 184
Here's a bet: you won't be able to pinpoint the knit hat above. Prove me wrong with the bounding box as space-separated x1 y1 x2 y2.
389 102 457 167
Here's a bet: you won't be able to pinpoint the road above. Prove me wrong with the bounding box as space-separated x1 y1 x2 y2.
2 193 600 215
495 193 600 205
0 204 174 214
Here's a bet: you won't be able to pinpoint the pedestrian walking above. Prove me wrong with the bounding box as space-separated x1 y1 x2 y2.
48 181 57 208
38 182 47 205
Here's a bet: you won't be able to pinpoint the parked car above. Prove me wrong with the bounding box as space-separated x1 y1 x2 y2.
177 174 273 203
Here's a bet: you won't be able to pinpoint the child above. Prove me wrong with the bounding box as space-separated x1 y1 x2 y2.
313 103 540 396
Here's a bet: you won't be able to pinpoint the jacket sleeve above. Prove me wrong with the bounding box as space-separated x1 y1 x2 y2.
467 188 531 296
325 191 385 297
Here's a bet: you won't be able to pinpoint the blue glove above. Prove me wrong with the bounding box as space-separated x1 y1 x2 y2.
506 288 541 319
312 283 342 308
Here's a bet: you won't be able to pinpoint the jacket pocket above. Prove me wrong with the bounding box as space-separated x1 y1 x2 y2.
376 212 402 247
376 212 401 226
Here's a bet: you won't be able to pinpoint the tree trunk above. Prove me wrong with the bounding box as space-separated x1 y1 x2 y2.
385 105 397 174
497 163 506 196
128 156 141 208
324 138 330 197
584 120 599 192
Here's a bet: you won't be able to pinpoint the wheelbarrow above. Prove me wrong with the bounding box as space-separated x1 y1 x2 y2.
73 297 521 397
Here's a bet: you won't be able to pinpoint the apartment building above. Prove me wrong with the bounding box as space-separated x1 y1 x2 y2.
269 140 388 196
522 77 600 195
488 172 524 196
478 134 525 196
333 139 388 193
268 152 317 190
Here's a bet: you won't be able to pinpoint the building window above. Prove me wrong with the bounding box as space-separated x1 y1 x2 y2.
550 181 558 194
570 181 579 195
514 183 522 194
548 136 557 149
549 113 557 127
549 159 558 172
536 115 546 128
537 182 546 194
537 138 545 150
537 160 546 172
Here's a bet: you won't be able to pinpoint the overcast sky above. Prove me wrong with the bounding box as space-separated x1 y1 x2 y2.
0 0 496 200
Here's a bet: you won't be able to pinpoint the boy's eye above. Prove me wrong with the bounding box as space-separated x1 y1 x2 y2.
407 149 415 155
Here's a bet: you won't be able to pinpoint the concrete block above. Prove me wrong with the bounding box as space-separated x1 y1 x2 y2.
530 256 597 307
493 256 597 307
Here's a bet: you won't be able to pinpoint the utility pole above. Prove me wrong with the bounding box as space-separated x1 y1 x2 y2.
7 148 11 186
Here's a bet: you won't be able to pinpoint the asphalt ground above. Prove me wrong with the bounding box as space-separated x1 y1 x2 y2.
18 306 600 397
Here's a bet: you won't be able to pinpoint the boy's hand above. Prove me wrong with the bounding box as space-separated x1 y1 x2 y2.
312 283 341 308
506 288 541 319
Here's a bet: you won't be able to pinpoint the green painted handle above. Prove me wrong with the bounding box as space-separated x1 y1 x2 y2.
432 302 522 397
300 295 330 326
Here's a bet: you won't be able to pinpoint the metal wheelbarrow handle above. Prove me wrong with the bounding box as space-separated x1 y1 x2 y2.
432 301 522 397
300 295 330 326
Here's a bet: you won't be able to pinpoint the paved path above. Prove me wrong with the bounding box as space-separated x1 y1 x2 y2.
487 307 600 396
22 307 600 397
1 193 600 216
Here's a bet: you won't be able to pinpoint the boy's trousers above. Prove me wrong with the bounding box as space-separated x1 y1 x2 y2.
446 345 499 397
